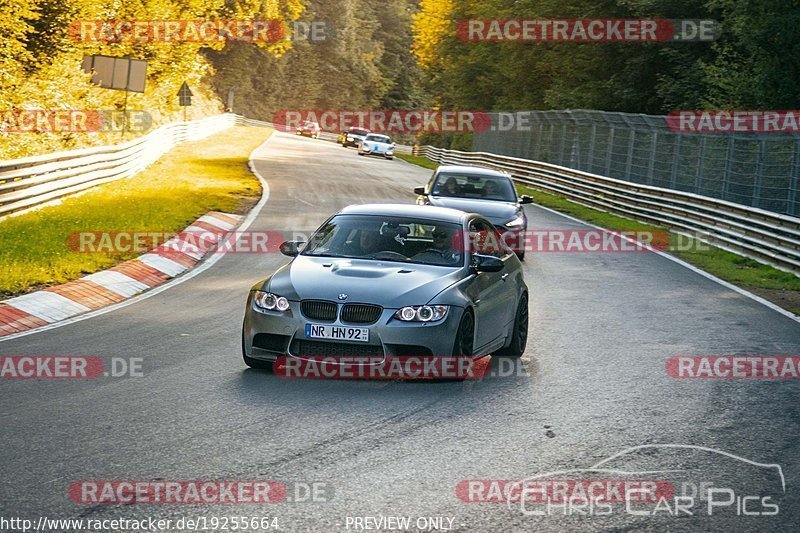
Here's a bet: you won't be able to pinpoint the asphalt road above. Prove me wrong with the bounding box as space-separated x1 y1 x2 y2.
2 132 800 532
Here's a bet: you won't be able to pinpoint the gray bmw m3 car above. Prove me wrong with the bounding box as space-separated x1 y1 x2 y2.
242 204 528 370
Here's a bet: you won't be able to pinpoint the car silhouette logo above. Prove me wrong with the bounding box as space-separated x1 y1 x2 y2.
338 294 348 301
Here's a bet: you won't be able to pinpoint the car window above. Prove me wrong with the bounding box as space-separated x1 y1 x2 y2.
302 214 464 267
432 172 517 202
365 134 391 143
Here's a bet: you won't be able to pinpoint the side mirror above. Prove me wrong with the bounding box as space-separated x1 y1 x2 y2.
520 195 534 205
414 186 426 195
471 254 504 273
280 241 304 257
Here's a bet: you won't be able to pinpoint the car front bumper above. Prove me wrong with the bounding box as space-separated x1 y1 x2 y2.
243 296 464 363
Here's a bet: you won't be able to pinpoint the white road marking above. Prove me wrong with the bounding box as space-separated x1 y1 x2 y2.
530 202 800 324
83 270 149 297
197 214 235 231
3 291 91 322
138 253 187 277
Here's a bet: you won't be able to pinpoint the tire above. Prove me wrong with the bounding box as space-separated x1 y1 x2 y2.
386 156 394 160
358 152 365 156
494 294 528 357
242 328 274 371
452 309 475 356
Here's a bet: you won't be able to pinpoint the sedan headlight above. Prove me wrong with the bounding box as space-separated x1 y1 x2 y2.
254 291 290 312
394 305 448 322
505 214 525 229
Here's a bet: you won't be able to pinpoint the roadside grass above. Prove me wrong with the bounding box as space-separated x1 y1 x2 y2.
397 153 438 170
0 125 271 297
395 154 800 314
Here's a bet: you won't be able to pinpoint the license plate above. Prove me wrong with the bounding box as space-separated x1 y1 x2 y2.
305 324 370 342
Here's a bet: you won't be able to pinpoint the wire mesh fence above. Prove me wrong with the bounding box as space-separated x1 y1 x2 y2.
472 110 800 216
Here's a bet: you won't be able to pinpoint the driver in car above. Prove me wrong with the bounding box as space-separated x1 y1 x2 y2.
411 227 462 265
356 228 383 256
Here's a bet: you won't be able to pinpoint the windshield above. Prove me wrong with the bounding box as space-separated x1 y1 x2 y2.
431 173 517 202
349 128 369 136
365 134 391 143
302 214 465 267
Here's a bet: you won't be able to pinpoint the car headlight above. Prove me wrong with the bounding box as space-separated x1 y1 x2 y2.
394 305 448 322
505 214 525 229
347 136 353 141
254 291 290 312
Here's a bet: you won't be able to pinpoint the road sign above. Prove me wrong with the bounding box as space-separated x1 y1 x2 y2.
178 82 193 107
81 55 147 93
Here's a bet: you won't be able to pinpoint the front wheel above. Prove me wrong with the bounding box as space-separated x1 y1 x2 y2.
494 294 528 357
452 310 475 356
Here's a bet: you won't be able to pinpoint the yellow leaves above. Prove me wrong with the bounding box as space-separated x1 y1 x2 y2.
411 0 454 70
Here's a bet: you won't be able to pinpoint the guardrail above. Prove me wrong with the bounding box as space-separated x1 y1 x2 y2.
0 114 237 218
414 145 800 275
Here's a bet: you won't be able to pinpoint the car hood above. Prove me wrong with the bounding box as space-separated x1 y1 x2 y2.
428 196 519 224
363 141 392 149
266 256 463 308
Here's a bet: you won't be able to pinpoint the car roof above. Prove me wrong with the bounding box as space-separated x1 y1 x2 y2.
339 203 469 223
436 165 509 178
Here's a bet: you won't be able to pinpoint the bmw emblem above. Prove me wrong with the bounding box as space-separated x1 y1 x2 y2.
338 293 348 301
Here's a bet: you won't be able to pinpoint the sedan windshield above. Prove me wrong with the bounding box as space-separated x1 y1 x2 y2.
349 128 369 136
432 173 517 202
302 215 464 266
365 134 391 143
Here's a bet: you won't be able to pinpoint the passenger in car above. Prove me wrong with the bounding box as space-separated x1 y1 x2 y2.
482 181 499 198
441 177 460 196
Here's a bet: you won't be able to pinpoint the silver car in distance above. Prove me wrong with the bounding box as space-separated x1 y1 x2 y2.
357 134 395 159
241 204 528 370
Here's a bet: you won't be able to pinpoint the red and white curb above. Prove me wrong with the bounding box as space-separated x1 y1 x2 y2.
0 211 241 337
